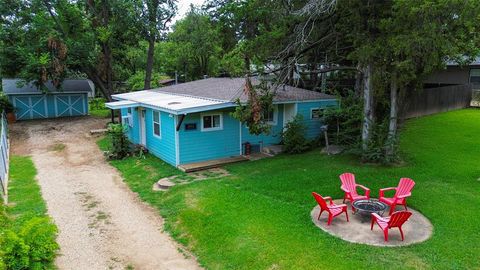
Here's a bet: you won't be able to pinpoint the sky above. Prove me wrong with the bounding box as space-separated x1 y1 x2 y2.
172 0 206 24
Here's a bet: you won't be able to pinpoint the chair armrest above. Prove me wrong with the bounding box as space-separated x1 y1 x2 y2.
379 187 396 197
371 213 388 222
328 204 347 209
356 184 371 197
397 192 412 199
323 196 334 205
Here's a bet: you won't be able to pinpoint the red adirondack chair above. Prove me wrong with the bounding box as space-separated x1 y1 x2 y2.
312 192 349 225
371 211 412 242
379 178 415 215
339 173 370 210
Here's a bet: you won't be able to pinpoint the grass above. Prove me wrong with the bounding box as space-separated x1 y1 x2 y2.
99 109 480 270
89 98 111 118
7 156 49 226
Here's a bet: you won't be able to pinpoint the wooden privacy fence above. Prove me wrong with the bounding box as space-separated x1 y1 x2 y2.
401 84 472 119
0 113 9 203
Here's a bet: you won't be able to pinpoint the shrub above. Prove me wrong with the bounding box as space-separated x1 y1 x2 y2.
0 230 30 270
282 115 310 154
0 95 14 113
0 217 59 270
106 123 130 159
19 217 59 269
362 118 401 164
322 90 363 147
89 98 106 110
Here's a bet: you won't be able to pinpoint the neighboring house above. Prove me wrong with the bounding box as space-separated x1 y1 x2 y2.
106 77 337 167
158 78 177 86
424 57 480 89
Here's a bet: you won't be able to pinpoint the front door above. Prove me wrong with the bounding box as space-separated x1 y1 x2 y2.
139 108 146 146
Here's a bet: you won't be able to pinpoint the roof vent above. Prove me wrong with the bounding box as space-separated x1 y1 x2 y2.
168 101 181 105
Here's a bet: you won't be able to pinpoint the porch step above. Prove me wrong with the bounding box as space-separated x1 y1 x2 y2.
262 145 284 156
178 156 248 173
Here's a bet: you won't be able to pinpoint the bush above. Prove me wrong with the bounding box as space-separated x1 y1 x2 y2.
0 95 14 113
0 217 58 270
362 119 400 164
282 115 310 154
106 123 130 159
89 98 106 110
322 90 363 147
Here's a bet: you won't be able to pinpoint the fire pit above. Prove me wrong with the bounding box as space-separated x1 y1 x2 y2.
352 199 387 220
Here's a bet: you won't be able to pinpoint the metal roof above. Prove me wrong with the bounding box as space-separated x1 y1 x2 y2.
149 77 336 102
446 56 480 66
2 79 94 95
107 90 233 114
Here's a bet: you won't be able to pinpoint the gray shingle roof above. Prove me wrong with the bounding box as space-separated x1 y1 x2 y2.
2 79 94 95
150 77 335 102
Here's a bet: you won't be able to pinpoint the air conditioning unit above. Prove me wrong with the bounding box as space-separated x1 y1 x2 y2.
122 114 133 127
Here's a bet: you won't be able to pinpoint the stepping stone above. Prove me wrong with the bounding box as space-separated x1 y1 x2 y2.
152 178 176 191
90 129 108 136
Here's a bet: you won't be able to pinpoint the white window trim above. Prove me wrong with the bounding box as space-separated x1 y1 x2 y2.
263 105 278 125
310 107 323 120
201 112 223 132
152 110 161 138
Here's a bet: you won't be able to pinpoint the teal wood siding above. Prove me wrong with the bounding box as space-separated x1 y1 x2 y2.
178 110 240 164
296 100 338 139
9 93 88 120
144 109 177 166
241 104 284 147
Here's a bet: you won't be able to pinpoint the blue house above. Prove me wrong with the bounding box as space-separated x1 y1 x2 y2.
2 79 94 120
106 78 336 168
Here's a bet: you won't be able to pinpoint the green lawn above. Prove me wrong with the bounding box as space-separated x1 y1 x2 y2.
1 156 59 269
7 156 48 225
99 109 480 270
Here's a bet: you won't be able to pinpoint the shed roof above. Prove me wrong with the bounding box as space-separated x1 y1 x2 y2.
149 77 336 103
2 79 94 95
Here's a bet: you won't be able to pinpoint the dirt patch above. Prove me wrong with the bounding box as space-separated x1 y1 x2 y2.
10 117 201 270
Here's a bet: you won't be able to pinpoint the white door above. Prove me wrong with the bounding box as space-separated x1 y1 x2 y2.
283 103 297 128
139 109 146 146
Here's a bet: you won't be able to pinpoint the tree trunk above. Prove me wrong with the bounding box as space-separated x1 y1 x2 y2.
144 37 155 90
386 77 399 157
361 64 374 151
84 69 113 101
244 55 251 75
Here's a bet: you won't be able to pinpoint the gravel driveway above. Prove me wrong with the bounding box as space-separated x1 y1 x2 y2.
10 117 201 270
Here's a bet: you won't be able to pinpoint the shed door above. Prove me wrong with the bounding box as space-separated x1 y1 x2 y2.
54 94 87 117
11 95 48 120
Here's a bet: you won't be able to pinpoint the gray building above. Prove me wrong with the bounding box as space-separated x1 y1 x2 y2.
424 57 480 89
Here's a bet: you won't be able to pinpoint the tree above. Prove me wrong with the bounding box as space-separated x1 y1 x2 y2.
167 6 222 80
136 0 176 90
0 0 141 100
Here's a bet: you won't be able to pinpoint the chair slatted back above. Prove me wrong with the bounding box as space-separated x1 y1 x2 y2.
388 211 412 228
339 173 357 196
395 178 415 198
312 192 329 211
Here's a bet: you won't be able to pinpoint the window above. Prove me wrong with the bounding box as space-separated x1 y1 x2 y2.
470 69 480 90
153 111 161 138
311 108 323 119
201 113 222 131
262 106 277 125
